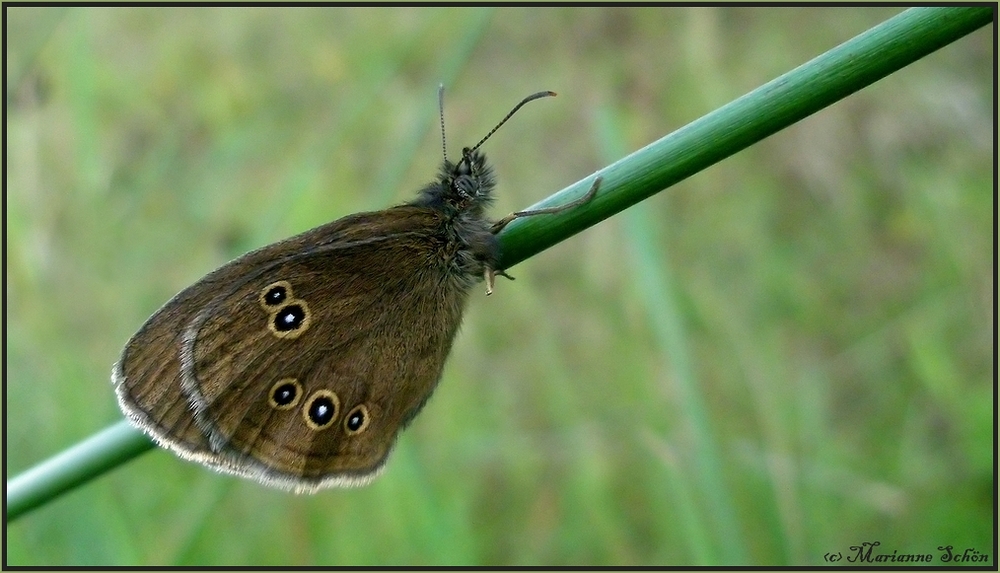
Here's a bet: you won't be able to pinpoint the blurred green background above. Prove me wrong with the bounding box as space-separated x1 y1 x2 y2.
5 7 994 566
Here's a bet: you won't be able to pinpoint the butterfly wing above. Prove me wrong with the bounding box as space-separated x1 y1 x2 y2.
114 206 474 492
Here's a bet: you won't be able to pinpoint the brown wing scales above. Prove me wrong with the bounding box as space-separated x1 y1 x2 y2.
113 206 472 492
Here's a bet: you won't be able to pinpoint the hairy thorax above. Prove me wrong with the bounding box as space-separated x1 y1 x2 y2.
442 211 499 292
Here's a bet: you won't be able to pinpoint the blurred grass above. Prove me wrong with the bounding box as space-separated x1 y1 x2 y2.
5 7 993 566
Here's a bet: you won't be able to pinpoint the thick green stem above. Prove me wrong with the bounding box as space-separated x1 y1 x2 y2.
497 6 993 268
6 422 152 520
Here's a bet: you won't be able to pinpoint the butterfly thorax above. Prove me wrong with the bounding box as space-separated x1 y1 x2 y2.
410 149 500 289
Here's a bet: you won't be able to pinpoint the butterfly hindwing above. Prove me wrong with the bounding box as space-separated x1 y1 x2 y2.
115 206 475 491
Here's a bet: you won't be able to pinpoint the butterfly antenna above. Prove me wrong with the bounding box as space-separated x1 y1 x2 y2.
438 84 448 162
466 90 557 155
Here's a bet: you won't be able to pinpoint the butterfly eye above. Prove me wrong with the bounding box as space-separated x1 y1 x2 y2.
454 175 477 199
268 378 302 410
259 281 293 309
267 300 311 339
302 390 340 430
344 405 371 435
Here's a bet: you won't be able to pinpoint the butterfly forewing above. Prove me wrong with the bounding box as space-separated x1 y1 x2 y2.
115 206 472 491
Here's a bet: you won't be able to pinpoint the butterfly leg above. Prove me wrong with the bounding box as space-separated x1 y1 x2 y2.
490 175 602 234
485 267 516 296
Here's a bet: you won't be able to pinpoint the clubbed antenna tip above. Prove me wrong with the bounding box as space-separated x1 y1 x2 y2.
467 91 557 155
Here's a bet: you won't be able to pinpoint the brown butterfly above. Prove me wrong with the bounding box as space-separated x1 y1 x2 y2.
112 88 600 493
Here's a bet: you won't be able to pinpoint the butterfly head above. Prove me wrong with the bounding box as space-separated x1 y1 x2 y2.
410 88 554 218
414 146 496 216
452 147 496 208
